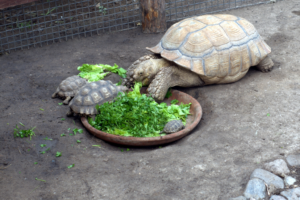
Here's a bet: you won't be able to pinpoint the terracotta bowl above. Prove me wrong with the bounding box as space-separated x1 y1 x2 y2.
81 89 202 146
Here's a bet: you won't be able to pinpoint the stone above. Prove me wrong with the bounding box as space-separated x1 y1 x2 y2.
250 169 284 189
229 196 247 200
284 176 296 186
280 187 300 200
264 159 290 177
243 178 266 200
286 155 300 167
269 195 288 200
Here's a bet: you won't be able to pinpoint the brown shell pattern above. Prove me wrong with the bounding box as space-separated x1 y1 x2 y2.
69 80 121 115
147 14 271 79
55 75 87 97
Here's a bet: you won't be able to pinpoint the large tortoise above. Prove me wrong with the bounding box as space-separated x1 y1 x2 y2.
67 80 128 116
124 14 274 101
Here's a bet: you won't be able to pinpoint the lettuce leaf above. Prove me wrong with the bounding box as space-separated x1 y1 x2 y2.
77 63 127 82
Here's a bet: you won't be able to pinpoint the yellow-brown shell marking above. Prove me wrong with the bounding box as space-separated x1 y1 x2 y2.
147 14 271 82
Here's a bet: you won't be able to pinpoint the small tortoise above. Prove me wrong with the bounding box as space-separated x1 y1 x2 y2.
52 75 87 104
160 120 185 134
124 14 274 101
67 80 128 116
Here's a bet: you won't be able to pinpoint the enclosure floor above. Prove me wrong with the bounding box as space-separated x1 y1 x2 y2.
1 1 300 199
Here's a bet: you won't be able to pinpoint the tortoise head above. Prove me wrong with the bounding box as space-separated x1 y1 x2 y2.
133 59 166 86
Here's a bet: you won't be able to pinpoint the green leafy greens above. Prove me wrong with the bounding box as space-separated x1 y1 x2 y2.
88 82 191 137
13 125 36 140
77 63 127 82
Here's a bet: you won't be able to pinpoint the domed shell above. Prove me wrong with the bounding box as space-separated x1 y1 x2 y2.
53 75 87 98
147 14 271 80
68 80 123 115
163 120 184 134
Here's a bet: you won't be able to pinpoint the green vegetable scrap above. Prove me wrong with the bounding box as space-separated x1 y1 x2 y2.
76 140 81 143
40 148 50 154
61 133 66 137
39 108 44 111
61 118 65 121
34 162 38 165
88 82 191 137
72 128 83 135
165 89 172 98
40 144 46 147
68 164 75 169
58 102 63 105
13 125 36 140
56 152 62 157
77 63 127 82
44 137 52 140
35 178 46 182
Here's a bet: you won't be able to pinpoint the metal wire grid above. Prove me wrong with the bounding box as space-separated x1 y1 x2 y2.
166 0 275 22
0 0 140 53
0 0 278 54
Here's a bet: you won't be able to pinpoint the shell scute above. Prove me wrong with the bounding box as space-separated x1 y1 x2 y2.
220 21 247 41
180 30 213 56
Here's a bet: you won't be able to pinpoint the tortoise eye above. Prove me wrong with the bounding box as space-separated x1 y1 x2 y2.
139 72 143 75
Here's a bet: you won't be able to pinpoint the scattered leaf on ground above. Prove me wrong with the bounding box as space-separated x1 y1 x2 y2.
39 108 44 111
61 133 66 137
34 162 38 164
77 140 81 143
35 178 46 182
40 144 46 147
40 148 50 154
267 113 270 116
127 148 130 151
61 118 65 121
68 164 75 169
44 137 52 140
19 122 25 126
13 125 36 140
92 145 101 148
56 152 62 157
58 102 63 105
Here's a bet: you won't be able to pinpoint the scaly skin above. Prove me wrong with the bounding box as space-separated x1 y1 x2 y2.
147 65 204 101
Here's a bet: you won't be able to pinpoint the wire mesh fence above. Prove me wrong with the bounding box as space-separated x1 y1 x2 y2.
0 0 275 54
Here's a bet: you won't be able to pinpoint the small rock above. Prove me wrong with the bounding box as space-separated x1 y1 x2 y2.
243 178 266 200
229 196 247 200
284 176 297 187
250 169 284 189
286 155 300 167
280 187 300 200
269 195 287 200
264 159 290 177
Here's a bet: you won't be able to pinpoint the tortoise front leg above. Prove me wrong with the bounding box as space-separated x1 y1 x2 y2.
147 66 204 101
63 96 72 105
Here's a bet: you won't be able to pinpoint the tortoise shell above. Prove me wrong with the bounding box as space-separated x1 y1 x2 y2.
68 80 124 115
147 14 271 84
163 120 184 134
52 75 87 102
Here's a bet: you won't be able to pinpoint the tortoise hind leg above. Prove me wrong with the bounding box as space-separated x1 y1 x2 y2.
256 55 274 72
147 66 204 101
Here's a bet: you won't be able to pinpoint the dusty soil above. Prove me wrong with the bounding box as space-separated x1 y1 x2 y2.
1 1 300 199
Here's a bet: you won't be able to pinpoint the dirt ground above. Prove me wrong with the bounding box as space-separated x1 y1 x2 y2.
1 1 300 199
